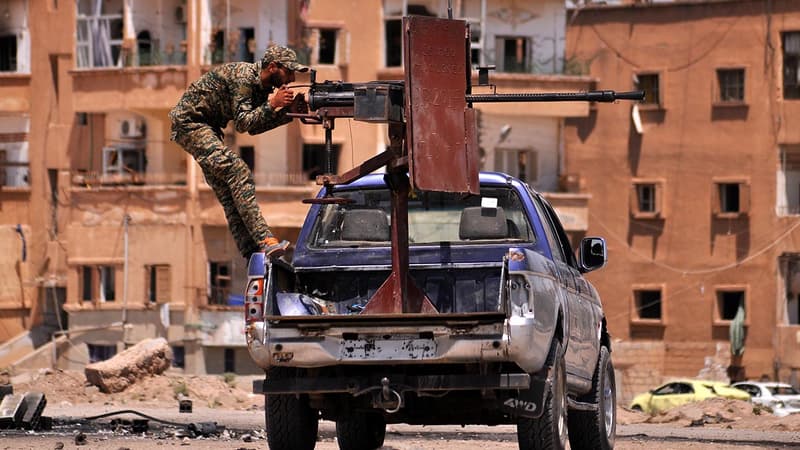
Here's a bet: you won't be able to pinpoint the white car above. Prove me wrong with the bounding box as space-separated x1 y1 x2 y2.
732 381 800 417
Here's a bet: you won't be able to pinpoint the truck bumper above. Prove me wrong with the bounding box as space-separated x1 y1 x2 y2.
246 313 549 373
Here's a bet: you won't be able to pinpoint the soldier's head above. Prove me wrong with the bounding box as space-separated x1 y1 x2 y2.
260 45 308 88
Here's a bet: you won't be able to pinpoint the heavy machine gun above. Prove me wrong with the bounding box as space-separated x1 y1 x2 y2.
286 14 643 314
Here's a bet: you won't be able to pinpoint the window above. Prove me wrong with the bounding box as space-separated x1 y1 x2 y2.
630 179 664 219
494 149 537 184
80 266 116 302
778 145 800 215
635 73 661 106
87 344 117 363
784 255 800 325
224 348 235 373
715 289 745 323
208 261 231 305
383 2 436 67
633 288 662 321
712 178 749 217
76 0 123 68
0 145 31 188
0 35 17 72
315 28 338 65
303 143 341 180
717 68 745 103
171 345 185 369
496 37 530 73
146 265 171 303
239 146 255 172
782 32 800 99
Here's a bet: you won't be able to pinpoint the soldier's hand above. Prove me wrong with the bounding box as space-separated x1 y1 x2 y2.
269 86 295 110
288 93 308 114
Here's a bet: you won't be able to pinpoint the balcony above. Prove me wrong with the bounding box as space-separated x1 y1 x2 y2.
0 73 30 112
70 67 187 112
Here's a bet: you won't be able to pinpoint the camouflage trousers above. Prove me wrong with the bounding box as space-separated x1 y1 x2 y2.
173 122 271 258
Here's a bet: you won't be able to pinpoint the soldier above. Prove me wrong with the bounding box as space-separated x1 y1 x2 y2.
169 45 308 259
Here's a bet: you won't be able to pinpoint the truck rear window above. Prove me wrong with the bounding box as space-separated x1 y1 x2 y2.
308 186 535 247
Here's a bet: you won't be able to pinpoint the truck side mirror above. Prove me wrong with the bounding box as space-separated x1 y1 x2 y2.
579 237 607 273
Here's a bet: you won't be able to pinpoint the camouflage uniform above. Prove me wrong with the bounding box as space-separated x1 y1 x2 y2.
169 46 307 257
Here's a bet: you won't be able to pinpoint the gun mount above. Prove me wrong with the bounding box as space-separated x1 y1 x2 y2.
286 15 643 314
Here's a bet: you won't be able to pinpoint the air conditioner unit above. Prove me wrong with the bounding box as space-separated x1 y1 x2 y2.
120 118 146 139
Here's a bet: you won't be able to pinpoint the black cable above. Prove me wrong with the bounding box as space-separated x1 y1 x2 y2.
67 409 187 427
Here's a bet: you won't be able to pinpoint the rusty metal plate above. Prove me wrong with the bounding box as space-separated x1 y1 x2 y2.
403 16 479 195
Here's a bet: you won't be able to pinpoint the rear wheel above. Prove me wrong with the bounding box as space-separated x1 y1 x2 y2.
265 369 319 450
517 342 568 450
568 346 616 450
336 412 386 450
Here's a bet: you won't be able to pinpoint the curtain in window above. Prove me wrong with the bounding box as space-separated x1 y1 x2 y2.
90 0 114 67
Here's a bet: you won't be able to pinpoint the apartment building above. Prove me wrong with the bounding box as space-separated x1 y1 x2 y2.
565 0 800 402
1 0 596 374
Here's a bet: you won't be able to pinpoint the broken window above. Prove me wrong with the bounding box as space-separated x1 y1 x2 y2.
146 265 171 304
494 149 537 184
716 289 745 322
208 261 231 306
633 289 662 321
717 68 745 103
303 143 341 180
783 31 800 99
635 73 661 106
496 37 530 73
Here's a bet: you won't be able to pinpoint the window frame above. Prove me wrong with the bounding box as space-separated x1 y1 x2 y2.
79 265 117 304
631 284 665 325
304 22 347 67
495 36 532 74
634 71 664 109
494 147 538 185
712 177 750 218
630 178 665 219
713 285 748 326
782 31 800 100
715 67 746 105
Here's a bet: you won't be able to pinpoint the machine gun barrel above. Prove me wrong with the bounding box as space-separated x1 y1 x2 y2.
466 90 645 103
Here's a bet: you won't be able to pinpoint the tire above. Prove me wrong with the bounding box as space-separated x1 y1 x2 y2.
517 342 568 450
568 346 616 450
265 393 319 450
336 412 387 450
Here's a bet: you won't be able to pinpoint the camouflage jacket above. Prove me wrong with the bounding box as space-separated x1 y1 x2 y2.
169 62 291 139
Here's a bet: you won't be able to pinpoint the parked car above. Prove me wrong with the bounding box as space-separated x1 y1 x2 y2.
629 379 750 414
732 381 800 416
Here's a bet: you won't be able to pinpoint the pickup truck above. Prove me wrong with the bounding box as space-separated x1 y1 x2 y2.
245 171 616 450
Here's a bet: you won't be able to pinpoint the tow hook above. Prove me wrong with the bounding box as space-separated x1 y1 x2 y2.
375 377 403 413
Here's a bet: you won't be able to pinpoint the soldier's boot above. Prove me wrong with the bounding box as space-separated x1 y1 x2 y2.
261 236 290 259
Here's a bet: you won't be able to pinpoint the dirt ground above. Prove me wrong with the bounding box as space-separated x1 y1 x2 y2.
3 369 800 449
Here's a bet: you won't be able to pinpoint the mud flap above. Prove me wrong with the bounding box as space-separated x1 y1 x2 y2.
498 373 547 419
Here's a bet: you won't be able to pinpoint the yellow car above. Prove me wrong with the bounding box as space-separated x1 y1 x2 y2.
629 379 750 414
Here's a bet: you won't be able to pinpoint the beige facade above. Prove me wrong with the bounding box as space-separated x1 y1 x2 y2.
565 0 800 403
1 0 595 374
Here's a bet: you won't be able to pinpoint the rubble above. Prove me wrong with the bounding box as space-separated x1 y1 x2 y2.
84 338 173 393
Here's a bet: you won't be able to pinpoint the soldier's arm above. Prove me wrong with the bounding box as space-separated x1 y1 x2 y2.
233 85 292 135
